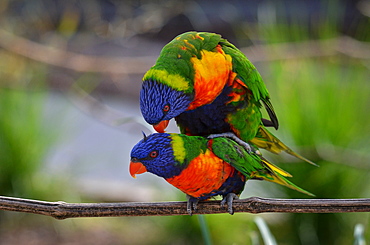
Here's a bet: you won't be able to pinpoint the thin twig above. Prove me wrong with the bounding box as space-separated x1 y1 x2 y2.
0 28 368 75
68 83 154 131
0 196 369 220
0 29 155 74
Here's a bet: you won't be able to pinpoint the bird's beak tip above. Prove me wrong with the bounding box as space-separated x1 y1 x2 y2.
129 161 147 178
153 120 169 133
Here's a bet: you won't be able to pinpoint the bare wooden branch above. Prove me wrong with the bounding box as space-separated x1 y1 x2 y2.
0 196 369 219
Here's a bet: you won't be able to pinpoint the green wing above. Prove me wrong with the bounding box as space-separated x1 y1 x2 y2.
219 40 279 129
209 137 313 196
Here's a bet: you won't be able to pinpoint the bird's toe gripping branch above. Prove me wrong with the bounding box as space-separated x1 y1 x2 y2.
207 132 252 153
186 195 199 215
221 193 239 215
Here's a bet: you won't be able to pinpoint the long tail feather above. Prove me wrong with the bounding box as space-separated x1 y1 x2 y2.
256 171 314 196
262 100 279 130
252 162 314 196
261 158 292 178
250 126 318 167
261 118 275 128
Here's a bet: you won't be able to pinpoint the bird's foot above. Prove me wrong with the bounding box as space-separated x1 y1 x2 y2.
186 195 199 216
221 193 239 215
208 132 252 153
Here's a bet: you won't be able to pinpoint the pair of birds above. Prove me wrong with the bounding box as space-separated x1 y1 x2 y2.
130 31 315 215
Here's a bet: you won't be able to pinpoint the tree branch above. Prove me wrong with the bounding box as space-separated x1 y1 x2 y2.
0 196 369 219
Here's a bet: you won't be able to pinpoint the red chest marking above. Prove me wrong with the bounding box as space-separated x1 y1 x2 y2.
166 150 235 198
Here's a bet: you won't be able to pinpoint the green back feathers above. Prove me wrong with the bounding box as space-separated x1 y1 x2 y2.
143 32 223 93
210 137 268 174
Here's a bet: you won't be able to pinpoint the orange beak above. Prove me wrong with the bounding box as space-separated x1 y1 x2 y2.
153 120 169 133
129 161 147 178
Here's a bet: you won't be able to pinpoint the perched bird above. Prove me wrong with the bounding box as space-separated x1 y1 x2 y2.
140 31 315 165
130 133 313 215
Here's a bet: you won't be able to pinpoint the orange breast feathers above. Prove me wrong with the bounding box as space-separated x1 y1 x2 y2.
188 46 235 110
166 149 235 198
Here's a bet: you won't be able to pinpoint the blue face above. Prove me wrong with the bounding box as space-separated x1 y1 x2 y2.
130 133 183 179
140 80 193 125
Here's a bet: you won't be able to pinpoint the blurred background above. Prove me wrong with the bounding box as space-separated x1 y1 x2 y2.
0 0 369 244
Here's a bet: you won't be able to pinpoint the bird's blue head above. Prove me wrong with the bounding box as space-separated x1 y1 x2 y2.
140 80 193 132
130 133 184 179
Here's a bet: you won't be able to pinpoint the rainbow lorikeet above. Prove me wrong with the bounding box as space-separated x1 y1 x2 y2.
140 31 315 165
130 133 313 215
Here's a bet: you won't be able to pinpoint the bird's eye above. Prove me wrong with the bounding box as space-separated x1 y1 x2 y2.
149 151 158 158
163 105 170 112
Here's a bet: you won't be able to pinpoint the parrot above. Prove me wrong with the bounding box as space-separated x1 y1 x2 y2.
140 31 316 165
129 133 313 215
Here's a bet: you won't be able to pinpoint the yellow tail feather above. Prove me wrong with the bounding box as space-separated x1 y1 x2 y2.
250 126 318 167
251 168 314 196
261 159 292 177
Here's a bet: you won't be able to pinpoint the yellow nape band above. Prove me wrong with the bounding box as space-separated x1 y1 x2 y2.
170 134 186 163
143 69 190 91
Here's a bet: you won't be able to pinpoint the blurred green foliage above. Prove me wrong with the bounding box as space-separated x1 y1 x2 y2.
0 43 59 200
264 57 370 245
256 5 370 244
0 89 48 197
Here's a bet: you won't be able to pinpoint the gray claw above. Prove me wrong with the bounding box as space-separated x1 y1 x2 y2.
221 193 239 215
207 132 252 153
186 195 199 216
